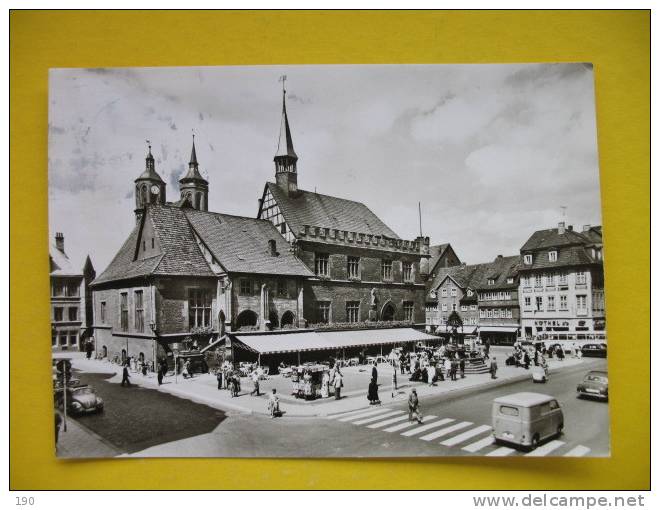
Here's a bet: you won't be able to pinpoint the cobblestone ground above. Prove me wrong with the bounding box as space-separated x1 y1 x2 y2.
71 370 226 453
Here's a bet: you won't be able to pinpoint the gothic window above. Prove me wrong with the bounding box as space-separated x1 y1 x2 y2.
346 301 360 323
402 261 413 282
240 279 252 296
188 288 212 329
100 301 106 323
403 302 414 321
347 257 360 279
120 292 128 331
315 253 329 277
381 260 393 281
134 290 144 332
317 301 331 324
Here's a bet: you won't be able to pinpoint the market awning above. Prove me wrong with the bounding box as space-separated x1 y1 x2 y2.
231 328 439 355
479 326 519 333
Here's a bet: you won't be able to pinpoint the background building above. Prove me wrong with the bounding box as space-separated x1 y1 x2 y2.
50 233 95 351
518 222 605 341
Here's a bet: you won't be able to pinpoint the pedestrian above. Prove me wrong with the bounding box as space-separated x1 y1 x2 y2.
371 360 378 383
85 340 93 360
408 389 422 424
450 358 458 381
157 362 164 385
484 339 490 359
268 388 280 418
523 351 530 370
490 357 498 379
142 360 148 376
334 370 343 400
391 368 398 398
216 368 223 390
321 370 330 398
121 363 131 387
303 370 313 400
54 410 62 446
427 363 436 386
557 346 565 361
459 357 465 379
368 378 380 405
250 369 260 396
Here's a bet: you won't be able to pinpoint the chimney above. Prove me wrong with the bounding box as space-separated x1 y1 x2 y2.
582 224 591 232
497 254 503 259
268 239 278 257
558 221 566 235
567 225 573 232
55 232 64 252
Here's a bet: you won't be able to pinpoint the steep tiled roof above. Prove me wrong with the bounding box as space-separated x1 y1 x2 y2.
50 242 82 277
428 244 449 271
185 209 313 276
92 226 167 285
267 182 400 240
93 204 312 286
522 246 595 271
521 226 599 251
429 255 520 296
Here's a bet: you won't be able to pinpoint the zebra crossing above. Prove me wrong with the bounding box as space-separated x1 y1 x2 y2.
325 406 591 457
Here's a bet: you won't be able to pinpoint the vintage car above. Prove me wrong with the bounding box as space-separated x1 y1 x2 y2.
57 385 104 415
492 392 564 451
581 343 607 358
577 370 608 401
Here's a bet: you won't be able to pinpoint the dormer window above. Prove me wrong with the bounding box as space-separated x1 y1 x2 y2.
467 289 473 297
523 254 533 265
549 250 558 262
487 278 495 286
506 277 514 284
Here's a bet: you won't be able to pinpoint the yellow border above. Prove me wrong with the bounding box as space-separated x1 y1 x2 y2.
10 10 650 490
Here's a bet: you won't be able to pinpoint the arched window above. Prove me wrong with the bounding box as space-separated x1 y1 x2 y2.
141 185 148 206
281 311 295 328
268 310 279 330
236 310 258 330
381 302 396 321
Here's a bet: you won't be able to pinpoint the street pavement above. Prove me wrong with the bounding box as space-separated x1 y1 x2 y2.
127 357 609 458
65 369 227 455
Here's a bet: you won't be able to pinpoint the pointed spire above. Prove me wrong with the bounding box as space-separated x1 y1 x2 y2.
189 134 198 166
275 88 298 160
180 134 207 183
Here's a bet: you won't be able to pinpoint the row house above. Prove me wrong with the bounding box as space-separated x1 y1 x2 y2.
50 233 95 351
518 222 605 341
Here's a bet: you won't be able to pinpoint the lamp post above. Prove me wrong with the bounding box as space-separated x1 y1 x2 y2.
149 321 157 373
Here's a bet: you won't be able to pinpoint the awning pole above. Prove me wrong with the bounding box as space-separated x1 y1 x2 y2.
297 351 301 366
258 353 261 367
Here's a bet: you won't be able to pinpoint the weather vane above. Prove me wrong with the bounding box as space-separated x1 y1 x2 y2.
279 74 287 94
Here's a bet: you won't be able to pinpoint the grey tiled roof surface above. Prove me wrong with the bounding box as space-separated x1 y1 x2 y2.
429 255 520 296
521 226 602 251
521 245 595 271
92 226 167 285
93 204 312 285
428 243 450 271
185 209 313 276
267 182 400 240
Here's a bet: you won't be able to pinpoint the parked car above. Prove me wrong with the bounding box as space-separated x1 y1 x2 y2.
57 385 104 415
577 370 608 401
581 343 607 358
492 392 564 451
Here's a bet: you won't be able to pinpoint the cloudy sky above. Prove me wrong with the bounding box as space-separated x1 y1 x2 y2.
48 64 602 272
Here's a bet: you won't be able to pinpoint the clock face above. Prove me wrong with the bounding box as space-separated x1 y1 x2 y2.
150 185 160 195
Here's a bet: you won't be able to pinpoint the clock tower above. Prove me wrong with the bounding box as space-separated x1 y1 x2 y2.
135 143 166 223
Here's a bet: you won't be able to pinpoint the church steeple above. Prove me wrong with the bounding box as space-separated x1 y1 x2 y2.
274 77 298 196
134 141 166 223
179 134 209 211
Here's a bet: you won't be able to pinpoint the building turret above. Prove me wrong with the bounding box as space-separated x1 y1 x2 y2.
274 86 298 196
179 135 209 211
135 143 166 222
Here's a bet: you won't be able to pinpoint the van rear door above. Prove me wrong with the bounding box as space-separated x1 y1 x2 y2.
493 403 523 443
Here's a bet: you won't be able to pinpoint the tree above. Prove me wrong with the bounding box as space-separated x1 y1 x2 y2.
447 311 464 345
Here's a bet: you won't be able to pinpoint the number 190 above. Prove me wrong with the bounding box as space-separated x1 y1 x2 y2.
16 497 34 506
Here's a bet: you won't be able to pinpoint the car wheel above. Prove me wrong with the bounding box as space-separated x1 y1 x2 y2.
557 424 563 437
530 434 540 451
